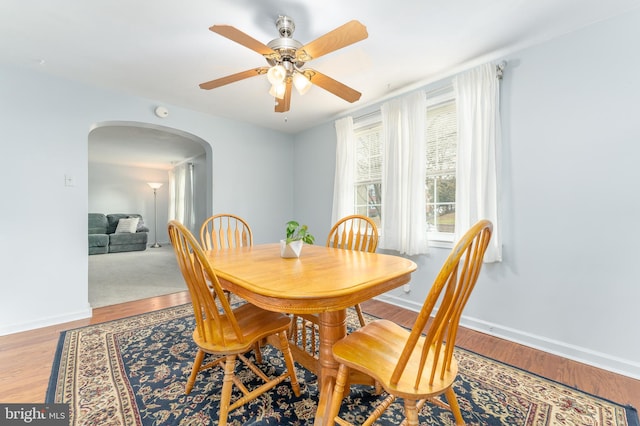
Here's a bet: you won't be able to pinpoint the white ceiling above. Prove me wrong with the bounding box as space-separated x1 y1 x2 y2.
3 0 640 167
88 125 207 170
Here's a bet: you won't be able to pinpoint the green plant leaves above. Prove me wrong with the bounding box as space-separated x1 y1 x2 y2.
285 220 315 244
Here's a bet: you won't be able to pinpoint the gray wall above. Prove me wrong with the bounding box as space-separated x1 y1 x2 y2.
0 64 294 335
88 162 171 244
88 153 208 245
293 9 640 379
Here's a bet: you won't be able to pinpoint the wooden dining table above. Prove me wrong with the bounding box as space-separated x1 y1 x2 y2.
205 242 417 425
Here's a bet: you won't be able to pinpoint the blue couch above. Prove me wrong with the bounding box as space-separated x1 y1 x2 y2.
88 213 149 255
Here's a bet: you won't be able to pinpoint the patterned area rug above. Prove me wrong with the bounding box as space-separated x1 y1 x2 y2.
46 303 639 425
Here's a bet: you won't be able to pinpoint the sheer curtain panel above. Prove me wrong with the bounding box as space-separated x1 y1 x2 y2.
381 91 429 255
332 117 356 225
169 162 195 231
453 62 502 262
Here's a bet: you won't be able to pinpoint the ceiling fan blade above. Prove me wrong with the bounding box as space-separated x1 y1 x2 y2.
274 80 292 113
306 70 362 103
296 20 368 62
199 67 269 90
210 25 276 57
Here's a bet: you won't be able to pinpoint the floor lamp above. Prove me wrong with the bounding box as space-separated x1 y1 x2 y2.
147 182 163 248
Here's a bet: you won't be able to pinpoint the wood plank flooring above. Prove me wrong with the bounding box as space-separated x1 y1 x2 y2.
1 291 638 414
360 299 640 411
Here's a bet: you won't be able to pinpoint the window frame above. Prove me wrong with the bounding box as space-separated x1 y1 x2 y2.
353 113 383 228
350 87 458 248
425 86 457 245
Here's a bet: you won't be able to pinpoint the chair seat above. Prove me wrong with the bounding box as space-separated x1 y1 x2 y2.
332 319 458 399
194 303 292 354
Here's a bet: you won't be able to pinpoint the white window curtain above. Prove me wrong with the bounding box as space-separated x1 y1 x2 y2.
169 162 195 231
380 91 429 255
453 62 502 262
331 116 356 225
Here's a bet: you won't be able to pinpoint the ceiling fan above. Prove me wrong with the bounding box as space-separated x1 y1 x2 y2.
199 15 368 113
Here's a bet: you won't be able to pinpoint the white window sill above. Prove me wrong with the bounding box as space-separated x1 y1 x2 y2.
428 232 454 249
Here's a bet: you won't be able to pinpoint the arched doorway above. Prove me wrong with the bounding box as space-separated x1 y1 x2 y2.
87 121 211 307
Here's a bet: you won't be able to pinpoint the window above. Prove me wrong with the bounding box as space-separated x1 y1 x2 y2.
426 91 457 240
354 119 383 228
351 88 458 243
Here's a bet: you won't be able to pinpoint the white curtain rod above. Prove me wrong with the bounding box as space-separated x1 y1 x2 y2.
347 60 508 123
352 61 507 123
171 158 197 169
496 61 507 80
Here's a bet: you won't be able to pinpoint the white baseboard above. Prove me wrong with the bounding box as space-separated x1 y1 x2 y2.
375 294 640 380
0 306 93 336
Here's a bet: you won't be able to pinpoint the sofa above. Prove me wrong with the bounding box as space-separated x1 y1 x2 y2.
88 213 149 254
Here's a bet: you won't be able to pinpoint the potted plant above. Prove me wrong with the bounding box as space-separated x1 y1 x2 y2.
280 220 315 258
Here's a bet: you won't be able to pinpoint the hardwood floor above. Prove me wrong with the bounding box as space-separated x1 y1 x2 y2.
0 291 191 403
360 299 640 412
1 291 638 414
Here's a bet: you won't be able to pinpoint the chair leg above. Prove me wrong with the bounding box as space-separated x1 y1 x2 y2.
354 304 366 327
327 364 350 423
445 387 465 425
277 331 301 396
218 355 237 426
253 342 263 364
352 304 381 395
185 349 205 394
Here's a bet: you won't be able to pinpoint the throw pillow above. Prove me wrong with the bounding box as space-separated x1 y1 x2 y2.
115 217 139 234
128 215 147 232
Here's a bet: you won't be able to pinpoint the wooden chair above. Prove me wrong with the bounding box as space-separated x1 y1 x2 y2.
168 220 300 426
288 215 379 375
326 215 379 327
199 213 264 361
200 213 253 250
327 220 493 426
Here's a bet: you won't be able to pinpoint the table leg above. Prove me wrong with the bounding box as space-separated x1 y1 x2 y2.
314 309 347 426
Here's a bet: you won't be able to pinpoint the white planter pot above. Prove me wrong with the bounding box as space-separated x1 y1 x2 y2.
280 239 303 258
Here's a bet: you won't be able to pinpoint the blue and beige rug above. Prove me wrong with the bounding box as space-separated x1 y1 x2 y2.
46 303 639 425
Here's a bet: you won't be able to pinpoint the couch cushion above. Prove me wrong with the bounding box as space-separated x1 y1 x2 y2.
89 245 109 255
88 234 109 247
88 234 109 255
88 213 108 234
109 231 148 245
115 217 139 233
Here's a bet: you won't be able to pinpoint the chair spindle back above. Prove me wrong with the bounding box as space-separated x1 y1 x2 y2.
391 220 493 389
200 214 253 251
326 215 379 253
169 220 244 347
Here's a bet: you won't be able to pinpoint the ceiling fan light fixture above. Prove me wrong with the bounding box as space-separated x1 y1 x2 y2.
201 16 368 112
267 64 286 85
293 71 312 95
269 82 286 99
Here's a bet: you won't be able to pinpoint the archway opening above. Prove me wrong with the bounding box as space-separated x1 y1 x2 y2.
87 121 212 307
